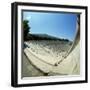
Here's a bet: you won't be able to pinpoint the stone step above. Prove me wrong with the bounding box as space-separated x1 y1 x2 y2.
24 48 53 74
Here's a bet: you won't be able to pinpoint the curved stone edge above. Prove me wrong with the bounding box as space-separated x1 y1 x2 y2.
24 48 53 74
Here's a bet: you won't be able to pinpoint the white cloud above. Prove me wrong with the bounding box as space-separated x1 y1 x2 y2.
26 16 31 20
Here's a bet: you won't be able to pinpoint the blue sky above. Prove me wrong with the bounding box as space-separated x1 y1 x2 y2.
23 11 77 41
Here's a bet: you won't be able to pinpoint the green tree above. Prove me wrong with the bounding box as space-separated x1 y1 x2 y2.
23 20 30 40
